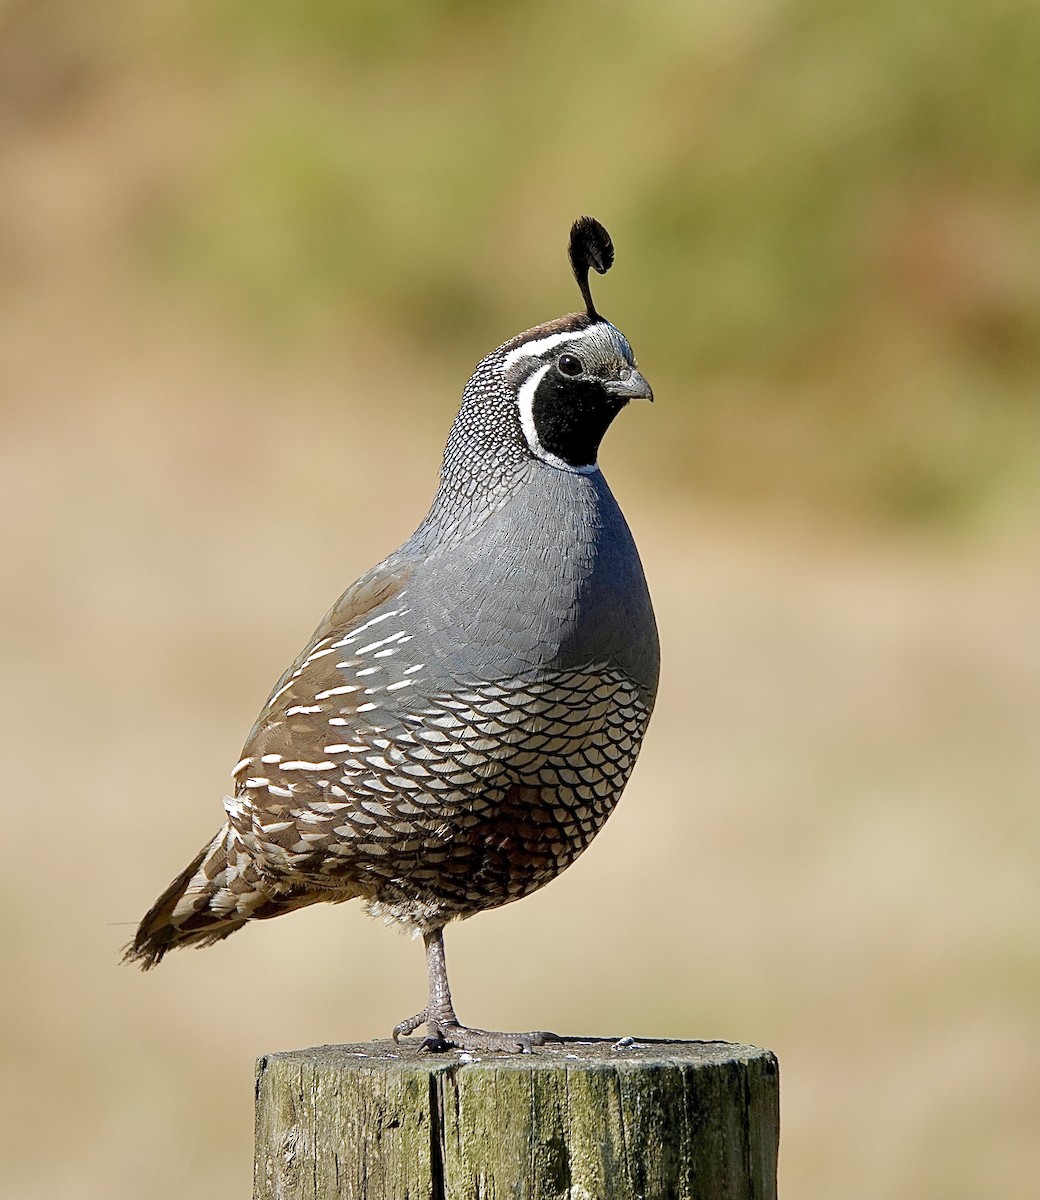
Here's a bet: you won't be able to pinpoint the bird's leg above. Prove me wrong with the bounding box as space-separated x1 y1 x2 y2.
400 926 559 1054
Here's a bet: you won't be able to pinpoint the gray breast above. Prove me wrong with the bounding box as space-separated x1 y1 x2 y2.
405 463 659 699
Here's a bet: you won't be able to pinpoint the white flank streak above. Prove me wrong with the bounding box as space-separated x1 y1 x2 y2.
373 648 397 658
330 609 402 648
261 753 282 763
405 663 425 674
267 679 295 706
328 717 349 725
315 684 361 700
386 679 415 691
323 744 355 754
279 760 336 771
355 631 408 656
303 646 337 663
231 757 254 777
244 777 269 788
356 702 378 713
285 704 323 716
355 667 379 677
501 327 595 370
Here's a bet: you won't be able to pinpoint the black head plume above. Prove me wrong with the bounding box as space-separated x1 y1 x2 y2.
569 216 614 321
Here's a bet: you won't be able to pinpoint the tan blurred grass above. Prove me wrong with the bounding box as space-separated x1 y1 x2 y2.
1 4 1038 1198
3 355 1038 1198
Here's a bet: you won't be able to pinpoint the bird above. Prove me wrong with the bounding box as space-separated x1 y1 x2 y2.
125 216 659 1053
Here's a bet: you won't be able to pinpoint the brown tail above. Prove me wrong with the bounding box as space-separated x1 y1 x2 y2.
122 824 322 969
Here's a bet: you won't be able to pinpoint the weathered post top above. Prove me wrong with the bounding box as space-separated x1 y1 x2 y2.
255 1038 779 1200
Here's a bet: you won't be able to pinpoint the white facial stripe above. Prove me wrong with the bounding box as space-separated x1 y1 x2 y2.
516 361 599 475
517 362 552 455
500 327 595 371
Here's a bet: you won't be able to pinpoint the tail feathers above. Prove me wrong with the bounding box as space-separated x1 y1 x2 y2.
123 824 321 970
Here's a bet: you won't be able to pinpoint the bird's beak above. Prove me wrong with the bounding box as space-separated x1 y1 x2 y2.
604 367 654 403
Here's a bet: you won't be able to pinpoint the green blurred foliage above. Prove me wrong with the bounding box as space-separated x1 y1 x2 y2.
4 0 1037 521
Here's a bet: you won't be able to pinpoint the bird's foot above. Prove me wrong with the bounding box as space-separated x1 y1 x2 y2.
391 1009 428 1042
420 1021 561 1055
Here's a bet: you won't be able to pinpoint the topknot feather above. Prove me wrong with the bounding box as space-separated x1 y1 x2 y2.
568 216 614 320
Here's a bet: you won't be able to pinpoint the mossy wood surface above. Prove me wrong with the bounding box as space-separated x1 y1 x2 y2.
254 1038 778 1200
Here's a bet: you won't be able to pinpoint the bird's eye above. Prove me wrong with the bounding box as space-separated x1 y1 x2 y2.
557 353 583 377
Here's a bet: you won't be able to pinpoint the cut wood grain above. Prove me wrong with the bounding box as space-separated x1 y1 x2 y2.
254 1038 779 1200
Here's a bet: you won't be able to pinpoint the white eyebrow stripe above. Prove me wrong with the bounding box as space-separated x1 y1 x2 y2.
500 328 595 370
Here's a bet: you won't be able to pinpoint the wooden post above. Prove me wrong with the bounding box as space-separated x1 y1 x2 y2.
254 1038 779 1200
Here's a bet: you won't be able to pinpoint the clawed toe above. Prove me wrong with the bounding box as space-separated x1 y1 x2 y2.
419 1022 561 1054
392 1009 428 1042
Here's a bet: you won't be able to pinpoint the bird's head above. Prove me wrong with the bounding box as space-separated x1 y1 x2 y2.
441 217 651 488
490 217 652 474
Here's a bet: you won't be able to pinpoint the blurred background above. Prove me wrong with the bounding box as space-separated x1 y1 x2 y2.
1 1 1037 1197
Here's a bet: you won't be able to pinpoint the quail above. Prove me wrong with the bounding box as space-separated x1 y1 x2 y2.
126 216 659 1053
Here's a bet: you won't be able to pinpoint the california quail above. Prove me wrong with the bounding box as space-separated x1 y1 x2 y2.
126 216 659 1053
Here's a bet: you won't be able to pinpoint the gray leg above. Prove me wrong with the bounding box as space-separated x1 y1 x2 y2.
392 927 559 1054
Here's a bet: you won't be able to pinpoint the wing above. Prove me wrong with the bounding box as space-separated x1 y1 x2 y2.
238 553 415 765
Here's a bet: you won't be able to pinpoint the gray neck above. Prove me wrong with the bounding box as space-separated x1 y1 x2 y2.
409 355 570 553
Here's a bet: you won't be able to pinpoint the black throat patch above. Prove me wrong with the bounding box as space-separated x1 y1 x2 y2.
530 373 628 469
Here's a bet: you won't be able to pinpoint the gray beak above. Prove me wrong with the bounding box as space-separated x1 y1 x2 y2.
604 366 654 403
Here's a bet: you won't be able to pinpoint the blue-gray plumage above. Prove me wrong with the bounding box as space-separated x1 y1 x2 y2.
126 217 658 1052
